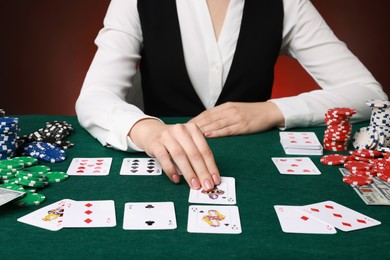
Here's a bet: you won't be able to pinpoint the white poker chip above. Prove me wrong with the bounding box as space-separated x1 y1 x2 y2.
366 99 390 108
352 126 378 150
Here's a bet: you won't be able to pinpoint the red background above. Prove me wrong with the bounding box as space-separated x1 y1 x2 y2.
1 0 389 116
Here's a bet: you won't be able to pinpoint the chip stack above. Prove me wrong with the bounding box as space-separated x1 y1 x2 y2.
28 121 74 150
352 100 390 152
323 108 356 151
0 112 20 160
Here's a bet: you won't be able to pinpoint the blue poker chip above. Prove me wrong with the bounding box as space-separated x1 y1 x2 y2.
22 142 66 163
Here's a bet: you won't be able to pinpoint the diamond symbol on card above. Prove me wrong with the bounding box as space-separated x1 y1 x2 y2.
84 218 93 224
357 219 367 224
333 213 342 218
85 210 93 215
85 203 93 207
325 205 334 209
301 216 309 221
342 222 352 227
310 208 320 212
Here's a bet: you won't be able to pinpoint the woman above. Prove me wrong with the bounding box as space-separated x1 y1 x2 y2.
76 0 387 191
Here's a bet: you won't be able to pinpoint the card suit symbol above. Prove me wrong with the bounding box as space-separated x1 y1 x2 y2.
131 166 138 169
295 159 303 162
96 162 103 165
224 223 230 226
93 170 101 173
147 170 154 173
303 169 311 172
357 219 367 224
291 164 299 167
78 166 86 169
305 141 312 143
333 213 343 218
325 205 334 210
132 162 139 166
85 203 93 207
77 170 84 173
147 166 154 169
80 163 87 165
147 163 155 166
290 141 297 143
84 218 93 224
280 159 287 162
287 169 295 172
232 225 238 230
130 170 138 173
342 222 352 227
145 220 155 226
97 159 104 162
94 166 102 169
199 210 204 213
81 159 88 162
145 204 154 209
148 159 155 162
222 197 227 199
133 159 140 162
301 216 309 221
310 208 320 212
85 210 93 215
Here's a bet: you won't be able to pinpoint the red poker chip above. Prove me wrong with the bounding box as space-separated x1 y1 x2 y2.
344 161 372 171
350 169 375 177
320 154 348 165
328 107 357 116
349 155 372 163
352 149 382 158
343 174 373 186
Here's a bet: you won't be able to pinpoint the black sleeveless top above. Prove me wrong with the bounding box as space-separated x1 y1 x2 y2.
137 0 284 116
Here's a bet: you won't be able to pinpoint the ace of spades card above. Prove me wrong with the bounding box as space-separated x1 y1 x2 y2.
120 158 162 175
123 202 177 230
188 176 236 204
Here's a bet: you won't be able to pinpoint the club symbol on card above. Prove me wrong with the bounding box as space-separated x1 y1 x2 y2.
145 204 154 209
201 186 225 199
202 210 225 227
145 220 155 226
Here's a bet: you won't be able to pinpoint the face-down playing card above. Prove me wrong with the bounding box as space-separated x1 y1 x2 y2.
272 157 321 175
120 158 162 175
66 158 112 176
187 205 242 234
123 202 177 230
188 176 236 204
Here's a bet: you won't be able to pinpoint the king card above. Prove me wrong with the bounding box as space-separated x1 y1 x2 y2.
187 205 242 234
188 176 236 204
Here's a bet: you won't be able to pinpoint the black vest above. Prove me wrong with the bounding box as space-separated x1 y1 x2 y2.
137 0 283 116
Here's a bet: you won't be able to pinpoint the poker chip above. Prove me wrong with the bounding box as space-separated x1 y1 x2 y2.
22 141 66 163
344 161 372 171
377 171 390 182
343 174 373 186
320 154 348 165
24 165 51 174
13 192 46 207
0 183 26 192
351 149 382 158
45 171 69 183
11 156 38 167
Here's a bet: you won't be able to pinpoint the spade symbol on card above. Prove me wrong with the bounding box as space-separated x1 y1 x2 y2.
224 223 230 226
132 162 139 166
130 170 138 173
145 220 155 226
199 210 204 213
145 204 154 209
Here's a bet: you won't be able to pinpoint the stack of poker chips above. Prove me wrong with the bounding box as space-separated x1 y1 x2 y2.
320 149 390 186
27 121 74 150
353 100 390 152
0 156 69 206
323 108 356 151
0 111 20 160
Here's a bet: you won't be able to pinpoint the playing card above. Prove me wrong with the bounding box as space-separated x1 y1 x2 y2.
120 158 162 176
66 158 112 176
272 157 321 175
123 202 177 230
301 201 381 232
274 205 336 234
187 205 242 234
0 187 25 206
279 132 323 155
62 200 116 228
188 176 236 204
17 199 74 231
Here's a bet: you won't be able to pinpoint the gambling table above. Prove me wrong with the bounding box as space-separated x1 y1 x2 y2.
1 115 389 259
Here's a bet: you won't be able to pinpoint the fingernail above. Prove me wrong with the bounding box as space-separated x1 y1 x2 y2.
204 132 212 137
203 179 213 191
172 174 180 184
191 178 201 189
212 174 220 185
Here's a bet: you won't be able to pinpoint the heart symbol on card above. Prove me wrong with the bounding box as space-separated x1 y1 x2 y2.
290 141 297 143
280 159 287 162
291 164 299 167
96 162 103 165
80 163 87 165
77 170 84 173
295 159 303 162
287 169 295 172
78 166 86 169
303 169 311 172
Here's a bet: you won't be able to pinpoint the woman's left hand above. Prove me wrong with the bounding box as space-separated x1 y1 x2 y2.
189 101 285 138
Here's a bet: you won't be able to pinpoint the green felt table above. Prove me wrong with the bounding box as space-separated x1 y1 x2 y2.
1 115 389 259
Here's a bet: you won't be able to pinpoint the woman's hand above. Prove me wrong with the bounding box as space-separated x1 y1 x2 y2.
189 101 285 137
129 119 220 191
